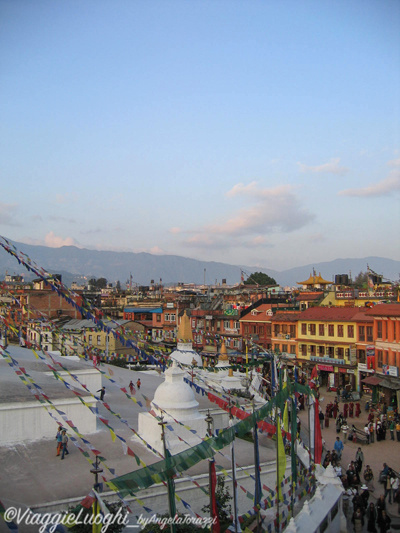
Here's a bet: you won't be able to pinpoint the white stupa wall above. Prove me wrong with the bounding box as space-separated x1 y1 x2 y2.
44 369 102 395
0 396 97 445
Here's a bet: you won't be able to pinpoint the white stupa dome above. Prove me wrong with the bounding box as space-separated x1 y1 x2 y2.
151 362 202 421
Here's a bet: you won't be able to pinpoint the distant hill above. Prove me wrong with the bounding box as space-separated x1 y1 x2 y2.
0 240 399 288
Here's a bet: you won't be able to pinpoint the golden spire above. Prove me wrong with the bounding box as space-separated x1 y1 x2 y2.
219 340 229 362
177 310 193 342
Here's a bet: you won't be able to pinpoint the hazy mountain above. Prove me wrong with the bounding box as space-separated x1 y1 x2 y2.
0 240 399 288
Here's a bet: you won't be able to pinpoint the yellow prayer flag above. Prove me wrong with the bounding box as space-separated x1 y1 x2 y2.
277 423 286 502
283 401 289 433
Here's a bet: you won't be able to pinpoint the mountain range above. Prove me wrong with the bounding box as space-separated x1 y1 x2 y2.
0 240 399 288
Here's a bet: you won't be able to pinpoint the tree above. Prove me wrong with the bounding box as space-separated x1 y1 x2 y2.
88 277 108 289
353 271 369 289
243 271 276 286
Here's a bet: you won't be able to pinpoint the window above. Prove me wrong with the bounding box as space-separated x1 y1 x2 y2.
290 325 296 337
156 314 161 322
216 321 221 331
290 345 296 354
348 325 354 338
337 347 344 358
327 346 334 357
377 350 383 366
319 324 324 336
282 344 288 353
97 335 101 345
259 326 264 336
234 321 240 329
244 325 249 334
301 323 307 335
88 335 92 344
337 325 344 337
224 320 230 329
318 345 325 355
377 321 382 339
366 326 373 342
301 344 307 356
274 324 281 335
309 324 316 335
328 325 334 336
359 326 365 342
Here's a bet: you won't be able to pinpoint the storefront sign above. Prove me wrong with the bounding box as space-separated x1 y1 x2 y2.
350 346 357 365
366 345 375 357
318 364 334 372
382 365 399 377
358 363 375 374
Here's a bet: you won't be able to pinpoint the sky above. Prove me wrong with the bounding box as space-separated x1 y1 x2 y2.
0 0 399 271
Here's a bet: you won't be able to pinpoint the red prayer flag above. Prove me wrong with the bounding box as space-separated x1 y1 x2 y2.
210 460 220 533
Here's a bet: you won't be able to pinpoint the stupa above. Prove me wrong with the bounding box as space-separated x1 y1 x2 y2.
215 340 230 371
137 360 208 454
169 311 202 367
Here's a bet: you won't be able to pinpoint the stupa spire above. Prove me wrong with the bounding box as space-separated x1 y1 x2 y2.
177 311 193 343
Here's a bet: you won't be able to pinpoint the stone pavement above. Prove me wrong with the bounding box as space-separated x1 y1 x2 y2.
297 385 400 529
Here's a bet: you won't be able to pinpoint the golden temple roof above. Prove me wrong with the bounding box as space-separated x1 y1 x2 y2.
297 272 331 286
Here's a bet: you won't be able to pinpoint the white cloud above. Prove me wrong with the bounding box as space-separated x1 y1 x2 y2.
388 158 400 167
180 182 314 250
44 232 79 247
339 168 400 197
0 202 20 226
297 157 348 175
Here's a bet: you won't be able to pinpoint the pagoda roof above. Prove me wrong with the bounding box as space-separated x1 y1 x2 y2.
297 272 331 285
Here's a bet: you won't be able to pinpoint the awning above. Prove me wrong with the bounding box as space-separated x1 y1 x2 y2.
378 378 400 391
361 376 383 386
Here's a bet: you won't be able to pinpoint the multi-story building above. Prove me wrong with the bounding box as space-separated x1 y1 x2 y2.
296 307 363 389
270 311 302 360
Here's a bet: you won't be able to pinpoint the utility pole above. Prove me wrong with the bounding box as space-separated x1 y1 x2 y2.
205 410 214 532
252 396 261 533
90 456 103 533
159 416 176 533
229 399 239 533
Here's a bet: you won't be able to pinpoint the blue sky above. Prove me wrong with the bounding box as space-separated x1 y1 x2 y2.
1 0 399 271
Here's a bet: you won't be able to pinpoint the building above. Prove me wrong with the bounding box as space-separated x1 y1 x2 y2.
296 307 362 389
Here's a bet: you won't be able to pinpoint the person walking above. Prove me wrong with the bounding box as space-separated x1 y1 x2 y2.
355 447 364 474
376 495 386 527
136 378 141 390
369 422 375 443
385 472 394 504
334 436 344 460
129 380 134 395
56 425 63 456
351 506 364 533
364 423 370 444
396 419 400 442
60 429 69 460
319 408 324 430
389 420 395 441
366 502 377 533
97 387 105 401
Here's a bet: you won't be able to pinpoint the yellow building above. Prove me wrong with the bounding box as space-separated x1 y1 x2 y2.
296 307 361 389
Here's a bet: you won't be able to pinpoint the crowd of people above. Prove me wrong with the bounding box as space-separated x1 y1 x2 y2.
316 388 400 532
